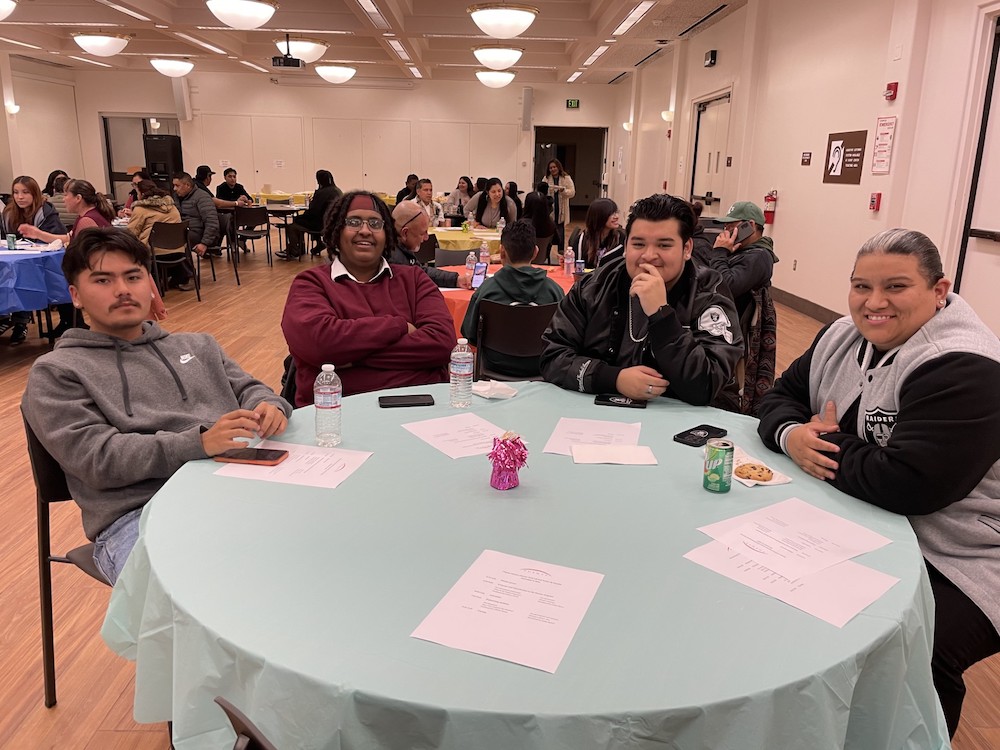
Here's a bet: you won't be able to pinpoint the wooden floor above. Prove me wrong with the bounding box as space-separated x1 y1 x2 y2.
1 236 997 749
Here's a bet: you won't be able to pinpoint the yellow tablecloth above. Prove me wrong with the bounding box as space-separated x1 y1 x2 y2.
430 228 501 253
255 192 312 206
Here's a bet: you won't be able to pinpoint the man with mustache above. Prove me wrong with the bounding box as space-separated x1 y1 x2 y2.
21 228 291 584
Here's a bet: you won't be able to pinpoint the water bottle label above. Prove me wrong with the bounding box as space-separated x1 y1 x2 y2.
450 361 474 376
315 392 341 408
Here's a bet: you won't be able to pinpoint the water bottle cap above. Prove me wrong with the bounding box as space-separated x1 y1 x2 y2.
457 338 468 344
322 364 335 372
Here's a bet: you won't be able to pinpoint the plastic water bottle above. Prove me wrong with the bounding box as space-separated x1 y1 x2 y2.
564 246 576 277
449 338 474 408
466 251 476 273
496 216 506 235
479 240 490 267
314 364 342 446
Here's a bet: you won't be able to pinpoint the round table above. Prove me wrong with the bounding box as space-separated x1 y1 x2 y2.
0 248 70 314
430 227 501 253
103 383 948 750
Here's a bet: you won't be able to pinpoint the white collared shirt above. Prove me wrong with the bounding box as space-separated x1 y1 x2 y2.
409 196 444 224
330 256 393 284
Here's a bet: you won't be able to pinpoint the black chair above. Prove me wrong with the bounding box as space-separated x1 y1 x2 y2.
435 247 475 268
149 221 202 302
474 300 559 381
215 696 279 750
280 354 297 404
23 409 110 708
235 206 273 266
415 234 439 264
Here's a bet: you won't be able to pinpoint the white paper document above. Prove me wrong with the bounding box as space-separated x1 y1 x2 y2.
698 497 891 581
684 541 899 628
542 417 641 456
411 550 604 673
402 412 506 459
571 444 657 465
212 439 372 489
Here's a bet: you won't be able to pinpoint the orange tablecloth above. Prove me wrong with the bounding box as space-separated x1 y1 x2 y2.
437 264 579 335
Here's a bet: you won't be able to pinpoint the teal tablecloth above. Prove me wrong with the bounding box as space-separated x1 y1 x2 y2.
102 382 950 750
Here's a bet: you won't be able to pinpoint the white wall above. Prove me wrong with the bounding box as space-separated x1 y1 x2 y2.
11 61 85 184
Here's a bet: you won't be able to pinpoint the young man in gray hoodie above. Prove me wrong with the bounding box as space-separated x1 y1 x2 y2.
22 228 292 583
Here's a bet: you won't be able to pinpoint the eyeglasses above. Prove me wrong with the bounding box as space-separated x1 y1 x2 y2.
344 216 385 231
399 212 421 231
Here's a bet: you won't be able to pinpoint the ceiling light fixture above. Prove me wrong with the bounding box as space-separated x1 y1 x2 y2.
95 0 150 22
613 1 656 36
0 35 40 49
73 33 131 57
582 45 608 66
387 39 410 61
356 0 390 30
476 69 515 88
273 38 328 63
315 65 357 84
149 117 161 129
566 71 581 83
0 0 15 23
206 0 277 30
467 4 537 39
408 66 422 78
239 60 268 72
175 32 227 55
473 45 522 70
151 58 194 77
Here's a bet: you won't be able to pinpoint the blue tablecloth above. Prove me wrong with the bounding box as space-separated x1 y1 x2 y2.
0 249 70 315
102 382 951 750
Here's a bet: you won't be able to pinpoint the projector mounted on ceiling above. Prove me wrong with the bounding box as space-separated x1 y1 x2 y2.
273 33 304 69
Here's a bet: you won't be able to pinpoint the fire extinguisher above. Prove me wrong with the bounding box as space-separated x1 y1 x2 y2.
763 190 777 224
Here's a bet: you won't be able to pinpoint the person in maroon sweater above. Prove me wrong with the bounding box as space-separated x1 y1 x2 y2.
281 191 456 405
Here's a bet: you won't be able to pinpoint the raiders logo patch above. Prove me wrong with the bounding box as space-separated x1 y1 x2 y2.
864 407 897 447
698 306 734 344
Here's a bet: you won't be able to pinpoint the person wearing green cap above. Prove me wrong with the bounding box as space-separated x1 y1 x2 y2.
695 200 779 323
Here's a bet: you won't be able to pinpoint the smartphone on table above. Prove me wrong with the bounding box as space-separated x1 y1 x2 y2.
213 447 289 465
594 393 647 409
471 262 488 289
378 394 435 408
672 425 727 447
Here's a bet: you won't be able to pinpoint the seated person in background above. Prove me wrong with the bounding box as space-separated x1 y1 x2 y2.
522 191 557 264
46 174 75 230
127 179 188 294
541 194 743 408
505 181 523 220
756 229 1000 738
21 178 116 247
692 200 778 323
279 169 342 259
475 177 488 195
464 177 517 229
119 170 151 217
461 219 565 378
389 201 470 289
0 175 69 344
21 228 290 583
566 197 625 269
215 167 253 205
42 169 68 198
281 191 455 404
409 178 445 226
195 164 249 210
172 172 220 258
444 176 474 216
395 173 418 205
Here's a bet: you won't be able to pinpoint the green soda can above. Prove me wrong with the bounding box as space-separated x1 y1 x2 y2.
703 438 734 493
6 234 15 251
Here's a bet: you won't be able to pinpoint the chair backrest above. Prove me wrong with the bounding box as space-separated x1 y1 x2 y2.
740 285 777 416
266 197 292 206
23 411 72 506
279 354 297 404
435 247 473 267
235 206 269 230
474 300 558 380
215 697 279 750
148 220 190 255
415 234 439 264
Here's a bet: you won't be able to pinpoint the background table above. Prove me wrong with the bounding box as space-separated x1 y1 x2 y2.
429 227 501 253
438 264 577 334
102 383 949 750
0 249 70 315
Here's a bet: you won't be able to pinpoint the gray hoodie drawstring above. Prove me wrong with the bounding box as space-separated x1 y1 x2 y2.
148 339 189 402
113 340 134 417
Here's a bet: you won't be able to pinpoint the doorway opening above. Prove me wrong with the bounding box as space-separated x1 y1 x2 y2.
689 92 732 217
533 126 608 219
102 116 181 203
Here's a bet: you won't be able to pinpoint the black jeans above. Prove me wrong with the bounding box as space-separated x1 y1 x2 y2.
927 561 1000 737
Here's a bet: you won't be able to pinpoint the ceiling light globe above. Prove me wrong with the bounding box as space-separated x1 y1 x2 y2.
472 46 523 71
73 33 131 57
150 59 195 77
476 69 515 88
274 38 328 63
315 65 357 84
206 0 277 31
467 4 537 39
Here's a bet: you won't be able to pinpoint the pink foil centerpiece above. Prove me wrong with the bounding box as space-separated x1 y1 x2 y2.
488 431 528 490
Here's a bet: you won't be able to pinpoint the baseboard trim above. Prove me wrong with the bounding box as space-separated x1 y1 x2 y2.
771 287 841 324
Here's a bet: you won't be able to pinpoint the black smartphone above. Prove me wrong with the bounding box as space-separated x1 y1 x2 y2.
213 448 290 465
673 424 728 447
594 393 647 409
471 261 488 289
734 220 755 245
378 394 435 408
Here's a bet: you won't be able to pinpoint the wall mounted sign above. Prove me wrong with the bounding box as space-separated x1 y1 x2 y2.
823 130 867 185
801 152 812 166
871 116 897 175
566 98 580 109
